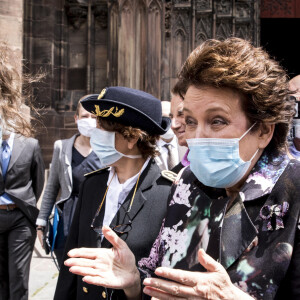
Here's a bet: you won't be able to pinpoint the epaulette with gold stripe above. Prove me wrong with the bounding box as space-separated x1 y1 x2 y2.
161 170 177 182
84 167 109 177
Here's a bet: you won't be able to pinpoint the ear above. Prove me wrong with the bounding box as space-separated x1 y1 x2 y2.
127 137 139 150
74 114 78 124
257 123 275 149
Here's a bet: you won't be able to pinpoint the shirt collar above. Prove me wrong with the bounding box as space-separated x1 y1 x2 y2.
181 149 190 167
4 132 15 149
239 151 290 201
157 136 178 148
107 157 151 187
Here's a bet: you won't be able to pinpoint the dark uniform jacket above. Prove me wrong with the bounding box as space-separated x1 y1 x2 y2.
138 152 300 299
54 159 172 300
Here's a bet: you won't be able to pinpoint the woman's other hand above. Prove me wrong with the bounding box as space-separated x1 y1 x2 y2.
143 249 254 300
64 225 141 299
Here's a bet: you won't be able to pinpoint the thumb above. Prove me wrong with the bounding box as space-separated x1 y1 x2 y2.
197 249 222 272
102 225 129 251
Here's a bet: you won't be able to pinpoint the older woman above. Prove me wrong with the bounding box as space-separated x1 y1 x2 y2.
54 87 172 300
62 38 299 300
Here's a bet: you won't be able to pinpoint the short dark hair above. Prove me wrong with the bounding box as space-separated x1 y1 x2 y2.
171 80 188 99
177 37 295 155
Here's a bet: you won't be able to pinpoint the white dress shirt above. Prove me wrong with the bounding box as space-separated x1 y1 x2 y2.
0 132 15 204
155 137 179 170
102 157 150 227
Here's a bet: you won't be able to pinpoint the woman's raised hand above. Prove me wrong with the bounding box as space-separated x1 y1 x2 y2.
64 226 141 298
143 249 254 300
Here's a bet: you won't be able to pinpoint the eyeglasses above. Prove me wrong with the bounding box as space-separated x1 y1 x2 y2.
90 168 143 237
91 209 132 236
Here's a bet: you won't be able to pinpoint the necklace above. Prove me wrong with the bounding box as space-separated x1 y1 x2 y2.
91 167 143 229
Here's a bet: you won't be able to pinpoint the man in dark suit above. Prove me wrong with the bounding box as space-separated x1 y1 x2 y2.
0 130 45 300
0 44 45 300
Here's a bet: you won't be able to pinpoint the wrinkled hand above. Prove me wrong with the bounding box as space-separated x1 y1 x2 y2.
64 226 141 295
143 249 254 300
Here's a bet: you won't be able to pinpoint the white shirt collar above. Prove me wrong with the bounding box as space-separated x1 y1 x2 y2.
107 157 150 186
4 132 15 149
157 136 178 149
103 157 151 227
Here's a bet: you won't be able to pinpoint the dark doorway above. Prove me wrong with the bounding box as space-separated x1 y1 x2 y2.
260 18 300 78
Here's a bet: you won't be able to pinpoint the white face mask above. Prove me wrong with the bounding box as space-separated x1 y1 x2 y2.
77 118 97 137
161 128 175 140
90 128 142 167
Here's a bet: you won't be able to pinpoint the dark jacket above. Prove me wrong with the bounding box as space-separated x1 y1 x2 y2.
0 135 45 225
54 159 172 300
138 152 300 299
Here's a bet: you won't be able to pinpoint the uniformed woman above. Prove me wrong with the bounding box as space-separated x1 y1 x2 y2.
54 86 173 300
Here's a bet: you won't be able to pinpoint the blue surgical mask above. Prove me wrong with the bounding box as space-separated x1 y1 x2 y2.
187 123 258 188
90 128 142 167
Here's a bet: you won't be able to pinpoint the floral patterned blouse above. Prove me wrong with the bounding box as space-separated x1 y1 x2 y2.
139 151 300 299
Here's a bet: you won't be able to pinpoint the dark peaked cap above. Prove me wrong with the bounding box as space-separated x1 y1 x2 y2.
80 86 171 135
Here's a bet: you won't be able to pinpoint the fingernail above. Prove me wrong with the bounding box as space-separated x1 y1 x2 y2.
68 250 74 256
154 267 163 275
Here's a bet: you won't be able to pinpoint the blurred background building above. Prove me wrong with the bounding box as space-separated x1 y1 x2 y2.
1 0 300 166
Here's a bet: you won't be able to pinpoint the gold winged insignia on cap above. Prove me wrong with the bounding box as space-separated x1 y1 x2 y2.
97 88 106 100
92 88 125 117
92 105 124 117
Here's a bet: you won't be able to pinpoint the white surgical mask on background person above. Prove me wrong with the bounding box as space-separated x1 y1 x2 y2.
77 118 97 137
90 128 142 166
187 123 258 188
160 128 175 140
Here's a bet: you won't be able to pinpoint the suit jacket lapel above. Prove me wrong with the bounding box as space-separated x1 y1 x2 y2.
63 134 78 186
7 135 26 173
220 195 258 270
101 159 158 248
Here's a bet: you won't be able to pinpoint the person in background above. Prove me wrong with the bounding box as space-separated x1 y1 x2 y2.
54 86 172 300
155 100 182 171
288 75 300 159
62 38 300 300
0 44 45 300
36 98 102 267
169 82 190 173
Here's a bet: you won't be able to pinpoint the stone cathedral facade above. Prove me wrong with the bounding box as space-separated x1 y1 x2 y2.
23 0 260 164
3 0 298 165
